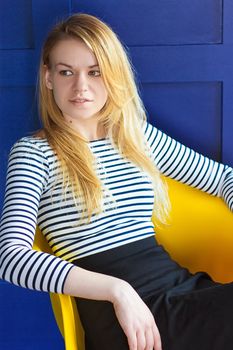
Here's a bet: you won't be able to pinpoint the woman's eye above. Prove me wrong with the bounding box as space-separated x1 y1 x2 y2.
89 70 101 77
59 70 73 76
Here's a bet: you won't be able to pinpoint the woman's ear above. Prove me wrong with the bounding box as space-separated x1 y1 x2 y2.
44 65 53 90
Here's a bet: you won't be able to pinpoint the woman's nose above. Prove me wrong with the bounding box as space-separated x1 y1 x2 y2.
73 72 88 92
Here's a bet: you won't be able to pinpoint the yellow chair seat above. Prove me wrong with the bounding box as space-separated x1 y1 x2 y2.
33 177 233 350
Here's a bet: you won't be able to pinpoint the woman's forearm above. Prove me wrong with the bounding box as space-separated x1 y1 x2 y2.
63 265 126 302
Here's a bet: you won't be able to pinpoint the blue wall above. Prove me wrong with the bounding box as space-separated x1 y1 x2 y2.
1 0 233 349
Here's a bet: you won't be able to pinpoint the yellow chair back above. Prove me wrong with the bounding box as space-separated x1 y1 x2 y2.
156 178 233 283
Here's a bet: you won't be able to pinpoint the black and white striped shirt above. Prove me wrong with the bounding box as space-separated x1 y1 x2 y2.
0 122 232 293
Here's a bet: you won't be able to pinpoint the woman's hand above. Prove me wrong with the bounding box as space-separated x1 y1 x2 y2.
64 266 162 349
112 280 162 350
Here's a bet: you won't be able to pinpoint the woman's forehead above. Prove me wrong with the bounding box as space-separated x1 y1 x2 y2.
49 38 98 68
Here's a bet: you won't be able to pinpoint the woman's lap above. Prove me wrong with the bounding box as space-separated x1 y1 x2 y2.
73 237 233 350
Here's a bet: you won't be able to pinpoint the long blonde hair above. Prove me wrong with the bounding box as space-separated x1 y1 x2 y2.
38 13 170 223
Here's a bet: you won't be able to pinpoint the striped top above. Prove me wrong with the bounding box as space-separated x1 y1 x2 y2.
0 122 232 293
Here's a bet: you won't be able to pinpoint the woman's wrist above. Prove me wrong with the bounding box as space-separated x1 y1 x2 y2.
107 278 130 304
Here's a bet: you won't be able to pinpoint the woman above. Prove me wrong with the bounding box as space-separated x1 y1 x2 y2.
0 13 232 350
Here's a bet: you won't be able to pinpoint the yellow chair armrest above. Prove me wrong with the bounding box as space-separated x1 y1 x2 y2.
33 228 83 350
49 293 84 350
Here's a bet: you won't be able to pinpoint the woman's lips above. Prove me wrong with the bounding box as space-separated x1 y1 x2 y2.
69 98 93 105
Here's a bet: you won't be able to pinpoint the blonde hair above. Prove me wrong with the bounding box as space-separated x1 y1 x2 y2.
38 13 170 223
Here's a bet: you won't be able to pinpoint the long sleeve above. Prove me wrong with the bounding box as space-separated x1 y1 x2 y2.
144 122 233 211
0 138 74 293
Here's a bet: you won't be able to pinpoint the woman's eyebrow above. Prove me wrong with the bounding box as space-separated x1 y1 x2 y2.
55 62 73 68
55 62 99 68
88 64 99 68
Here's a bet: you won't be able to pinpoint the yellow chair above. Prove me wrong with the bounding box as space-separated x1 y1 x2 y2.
33 227 84 350
33 177 233 350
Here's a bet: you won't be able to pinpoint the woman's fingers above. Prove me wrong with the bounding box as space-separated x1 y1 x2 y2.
112 280 162 350
144 327 155 350
127 329 137 350
125 320 162 350
127 326 162 350
136 329 146 349
152 322 162 350
140 322 162 350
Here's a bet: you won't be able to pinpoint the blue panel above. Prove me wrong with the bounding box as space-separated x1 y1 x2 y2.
221 0 233 167
0 283 64 350
130 45 233 83
222 80 233 166
72 0 222 45
141 82 222 162
224 0 233 44
0 51 36 86
0 87 40 211
0 0 34 49
32 0 71 63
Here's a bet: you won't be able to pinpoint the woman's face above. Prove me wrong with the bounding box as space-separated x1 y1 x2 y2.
45 38 108 139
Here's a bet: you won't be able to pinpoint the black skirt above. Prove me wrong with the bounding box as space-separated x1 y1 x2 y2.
73 236 233 350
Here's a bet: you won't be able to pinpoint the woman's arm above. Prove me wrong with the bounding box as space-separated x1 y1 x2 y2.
144 122 233 211
0 139 74 293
